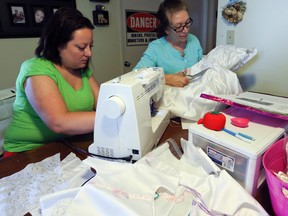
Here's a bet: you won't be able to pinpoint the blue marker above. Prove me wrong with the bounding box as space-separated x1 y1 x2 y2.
238 132 255 141
222 128 253 143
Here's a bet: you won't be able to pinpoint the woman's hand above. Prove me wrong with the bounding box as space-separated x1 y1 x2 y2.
164 70 189 87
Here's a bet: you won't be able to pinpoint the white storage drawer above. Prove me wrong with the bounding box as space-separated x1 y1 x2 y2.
0 88 16 154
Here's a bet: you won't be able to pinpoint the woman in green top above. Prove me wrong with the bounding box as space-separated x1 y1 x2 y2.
3 7 100 156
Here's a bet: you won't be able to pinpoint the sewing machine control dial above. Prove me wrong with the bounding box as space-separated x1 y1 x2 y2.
103 96 126 119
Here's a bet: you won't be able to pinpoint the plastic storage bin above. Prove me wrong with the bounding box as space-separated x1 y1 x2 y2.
189 133 262 196
0 88 15 155
262 138 288 216
189 107 288 196
191 134 248 186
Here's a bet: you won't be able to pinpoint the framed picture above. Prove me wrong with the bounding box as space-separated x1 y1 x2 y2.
0 0 76 38
8 4 28 26
93 10 109 26
31 6 47 26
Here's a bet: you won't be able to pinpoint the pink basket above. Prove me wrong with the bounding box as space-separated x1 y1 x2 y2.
263 138 288 216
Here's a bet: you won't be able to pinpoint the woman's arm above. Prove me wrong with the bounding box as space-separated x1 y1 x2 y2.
88 75 100 110
24 75 96 135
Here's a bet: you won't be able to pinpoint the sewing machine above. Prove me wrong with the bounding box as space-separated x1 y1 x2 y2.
88 67 170 161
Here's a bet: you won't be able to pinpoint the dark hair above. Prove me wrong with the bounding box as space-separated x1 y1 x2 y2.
156 0 188 38
35 7 94 65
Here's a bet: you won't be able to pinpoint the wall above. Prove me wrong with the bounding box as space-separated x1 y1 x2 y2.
188 0 218 54
0 0 123 89
216 0 288 97
0 38 36 89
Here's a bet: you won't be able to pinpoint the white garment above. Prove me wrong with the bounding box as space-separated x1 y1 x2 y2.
160 64 243 121
181 139 268 216
65 156 180 216
39 140 268 216
159 45 258 121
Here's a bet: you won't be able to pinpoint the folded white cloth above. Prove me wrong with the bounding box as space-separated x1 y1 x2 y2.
39 140 268 216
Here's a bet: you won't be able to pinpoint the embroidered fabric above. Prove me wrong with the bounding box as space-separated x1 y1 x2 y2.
0 153 95 216
0 154 66 216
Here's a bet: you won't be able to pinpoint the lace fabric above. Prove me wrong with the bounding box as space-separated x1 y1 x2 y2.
0 152 95 216
0 154 66 215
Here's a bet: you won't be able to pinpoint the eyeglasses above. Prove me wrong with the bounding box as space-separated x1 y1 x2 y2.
169 18 193 33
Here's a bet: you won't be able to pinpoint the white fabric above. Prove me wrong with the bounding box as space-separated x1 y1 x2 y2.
159 45 257 121
199 45 257 71
39 140 268 216
181 139 268 216
40 188 79 216
0 154 66 216
65 156 179 216
0 153 95 216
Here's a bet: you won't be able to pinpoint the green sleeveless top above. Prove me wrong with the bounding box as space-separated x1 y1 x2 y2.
4 58 95 152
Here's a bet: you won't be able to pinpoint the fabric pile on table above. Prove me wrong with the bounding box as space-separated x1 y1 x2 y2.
38 139 268 216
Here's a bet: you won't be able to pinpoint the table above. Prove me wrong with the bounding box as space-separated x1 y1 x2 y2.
0 119 274 215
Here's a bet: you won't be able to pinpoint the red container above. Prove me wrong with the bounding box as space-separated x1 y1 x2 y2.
262 138 288 216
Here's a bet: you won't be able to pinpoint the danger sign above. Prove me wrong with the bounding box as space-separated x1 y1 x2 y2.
126 10 159 46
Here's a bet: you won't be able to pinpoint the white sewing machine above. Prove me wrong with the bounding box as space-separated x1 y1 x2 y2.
88 67 170 161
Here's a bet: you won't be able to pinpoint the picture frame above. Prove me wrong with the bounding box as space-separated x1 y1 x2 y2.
93 10 109 26
31 5 47 26
8 4 28 26
0 0 76 38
